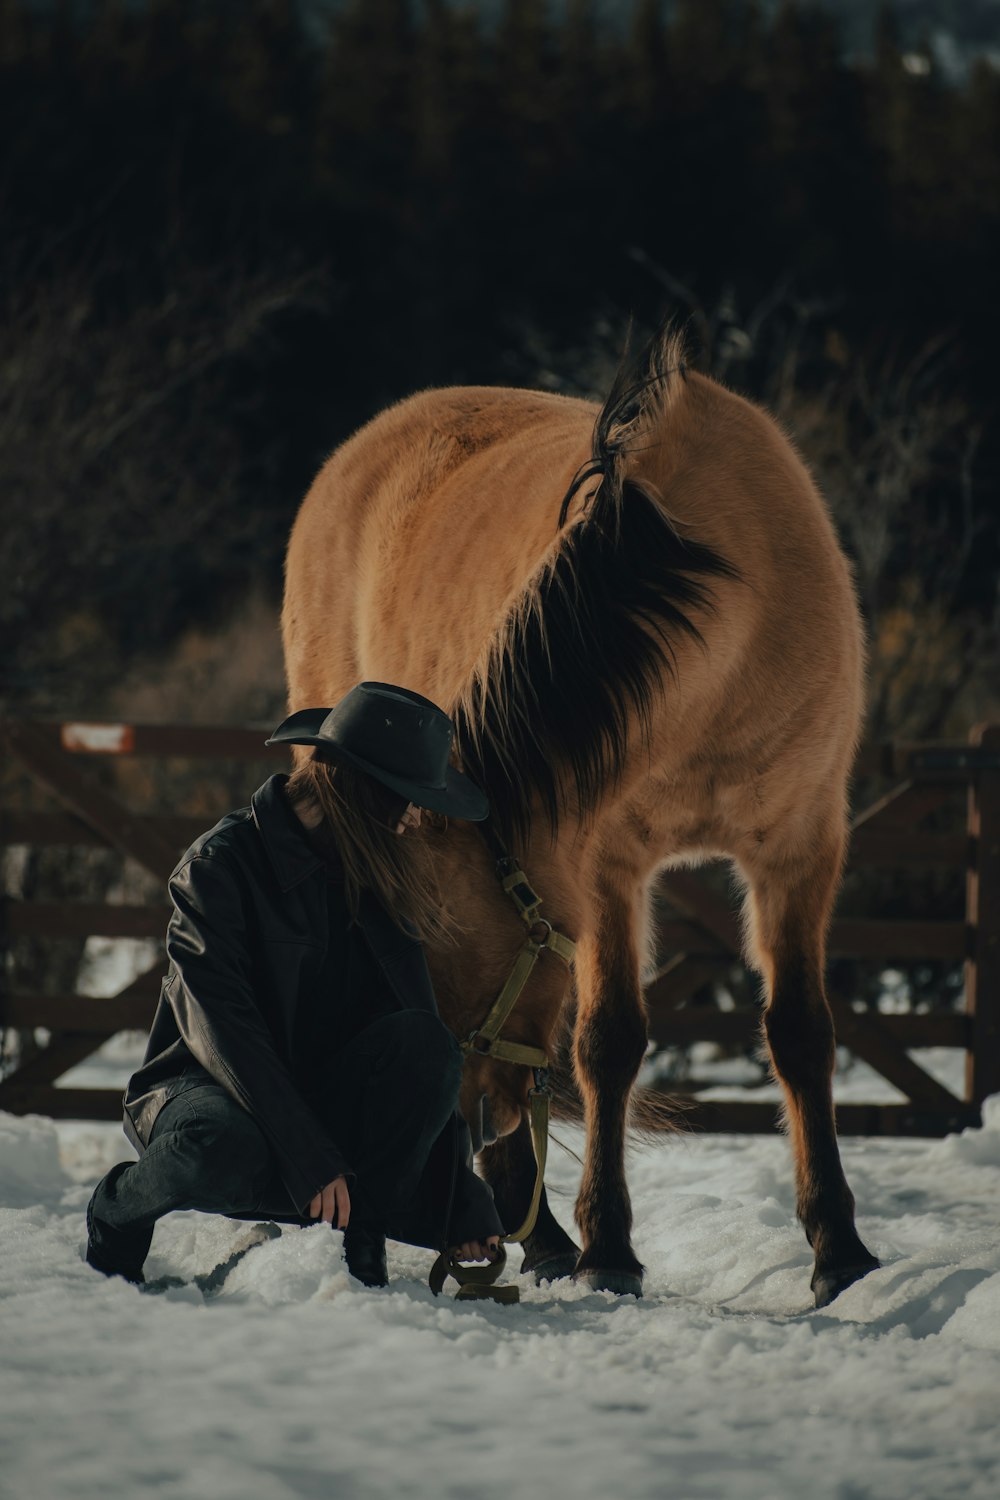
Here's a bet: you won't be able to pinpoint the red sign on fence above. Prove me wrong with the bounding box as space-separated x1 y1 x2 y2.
60 723 136 755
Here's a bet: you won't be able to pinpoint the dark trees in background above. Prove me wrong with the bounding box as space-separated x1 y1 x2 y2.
2 0 997 1071
0 0 998 722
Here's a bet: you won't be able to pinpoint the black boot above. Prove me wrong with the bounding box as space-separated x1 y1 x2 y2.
85 1242 145 1285
85 1185 146 1286
343 1224 388 1288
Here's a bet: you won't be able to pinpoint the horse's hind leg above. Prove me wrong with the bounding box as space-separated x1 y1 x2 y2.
742 823 880 1307
571 885 649 1295
479 1117 580 1282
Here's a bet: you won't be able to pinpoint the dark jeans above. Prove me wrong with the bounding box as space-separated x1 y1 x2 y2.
88 1010 464 1277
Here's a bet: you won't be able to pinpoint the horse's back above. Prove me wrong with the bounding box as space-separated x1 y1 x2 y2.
641 370 861 672
283 385 597 709
611 370 864 864
283 375 862 806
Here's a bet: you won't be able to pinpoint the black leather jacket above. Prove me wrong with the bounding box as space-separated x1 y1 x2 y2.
124 775 502 1246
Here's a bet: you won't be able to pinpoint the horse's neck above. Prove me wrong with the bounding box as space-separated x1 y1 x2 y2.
423 806 654 1039
422 821 577 1028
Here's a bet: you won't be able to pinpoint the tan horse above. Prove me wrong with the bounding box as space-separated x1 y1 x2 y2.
281 329 879 1306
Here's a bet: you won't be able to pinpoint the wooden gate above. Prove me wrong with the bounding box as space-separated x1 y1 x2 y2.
1 719 998 1134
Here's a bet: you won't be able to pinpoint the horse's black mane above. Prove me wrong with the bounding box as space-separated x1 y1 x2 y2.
454 326 738 848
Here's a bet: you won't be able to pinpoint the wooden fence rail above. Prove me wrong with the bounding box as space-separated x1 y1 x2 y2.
1 718 998 1135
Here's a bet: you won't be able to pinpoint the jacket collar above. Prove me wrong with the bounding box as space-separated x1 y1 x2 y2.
251 774 324 891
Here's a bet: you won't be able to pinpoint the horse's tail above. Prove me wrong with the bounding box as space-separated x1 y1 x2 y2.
557 321 692 529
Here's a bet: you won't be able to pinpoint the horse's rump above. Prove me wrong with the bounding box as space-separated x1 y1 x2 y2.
283 350 862 863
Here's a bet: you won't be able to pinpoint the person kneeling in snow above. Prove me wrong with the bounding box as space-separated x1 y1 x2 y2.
86 683 503 1289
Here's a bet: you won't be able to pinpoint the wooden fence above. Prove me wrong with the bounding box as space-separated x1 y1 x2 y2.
1 719 998 1135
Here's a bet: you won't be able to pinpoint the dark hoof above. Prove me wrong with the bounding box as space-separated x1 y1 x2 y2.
812 1258 880 1308
524 1251 578 1285
572 1267 643 1298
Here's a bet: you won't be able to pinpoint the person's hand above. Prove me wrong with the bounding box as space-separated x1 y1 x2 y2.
395 803 422 835
450 1234 501 1262
308 1174 351 1228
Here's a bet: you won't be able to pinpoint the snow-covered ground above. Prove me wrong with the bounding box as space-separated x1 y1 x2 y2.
2 1052 999 1500
3 931 996 1498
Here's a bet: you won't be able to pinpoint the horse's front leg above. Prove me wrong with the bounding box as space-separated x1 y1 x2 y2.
572 884 648 1295
479 1116 580 1282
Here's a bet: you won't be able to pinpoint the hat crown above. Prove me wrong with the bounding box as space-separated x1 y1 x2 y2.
320 682 453 789
265 681 489 820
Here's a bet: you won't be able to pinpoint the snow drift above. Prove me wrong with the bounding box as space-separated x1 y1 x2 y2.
2 1092 999 1500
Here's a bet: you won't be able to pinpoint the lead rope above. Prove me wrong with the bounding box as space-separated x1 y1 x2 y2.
429 823 575 1304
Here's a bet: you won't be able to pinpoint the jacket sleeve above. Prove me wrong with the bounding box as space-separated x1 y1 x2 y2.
164 848 352 1214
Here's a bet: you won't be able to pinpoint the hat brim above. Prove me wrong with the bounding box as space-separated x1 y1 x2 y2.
266 710 490 822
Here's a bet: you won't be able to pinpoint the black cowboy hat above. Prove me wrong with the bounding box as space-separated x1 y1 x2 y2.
266 681 490 822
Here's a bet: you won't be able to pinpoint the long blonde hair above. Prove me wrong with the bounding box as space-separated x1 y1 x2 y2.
285 753 454 946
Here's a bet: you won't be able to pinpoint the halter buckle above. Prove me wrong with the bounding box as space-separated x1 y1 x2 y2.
531 1064 550 1094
